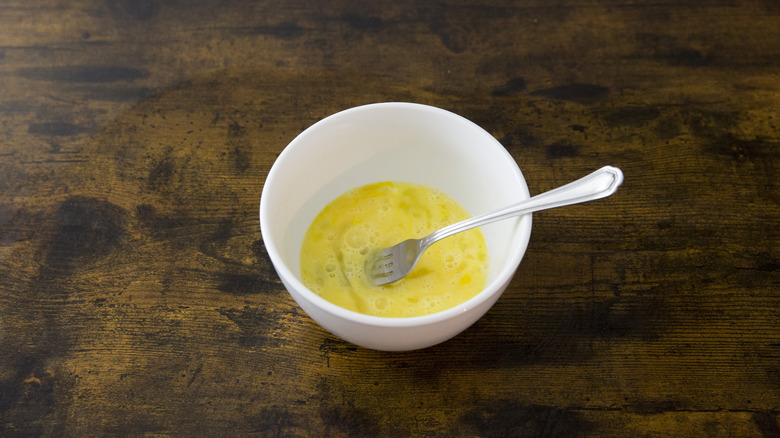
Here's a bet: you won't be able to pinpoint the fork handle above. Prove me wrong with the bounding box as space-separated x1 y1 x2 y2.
421 166 624 247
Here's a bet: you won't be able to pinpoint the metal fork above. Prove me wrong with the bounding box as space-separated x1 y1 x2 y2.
366 166 624 286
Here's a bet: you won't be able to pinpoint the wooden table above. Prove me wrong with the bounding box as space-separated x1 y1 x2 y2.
1 1 778 436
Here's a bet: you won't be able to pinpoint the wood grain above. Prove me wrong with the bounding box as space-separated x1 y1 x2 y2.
1 0 778 436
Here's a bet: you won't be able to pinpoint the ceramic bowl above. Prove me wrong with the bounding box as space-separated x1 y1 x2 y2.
259 102 532 351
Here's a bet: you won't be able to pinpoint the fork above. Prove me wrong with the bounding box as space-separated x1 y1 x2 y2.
366 166 624 286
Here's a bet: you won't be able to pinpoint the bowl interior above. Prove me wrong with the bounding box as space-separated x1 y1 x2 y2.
261 103 531 315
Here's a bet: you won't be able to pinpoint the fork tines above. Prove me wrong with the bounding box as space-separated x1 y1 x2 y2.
367 251 394 284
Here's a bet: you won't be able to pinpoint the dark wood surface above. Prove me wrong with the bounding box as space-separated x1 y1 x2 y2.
1 1 778 436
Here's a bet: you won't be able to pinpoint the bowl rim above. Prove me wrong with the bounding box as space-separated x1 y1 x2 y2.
259 102 532 328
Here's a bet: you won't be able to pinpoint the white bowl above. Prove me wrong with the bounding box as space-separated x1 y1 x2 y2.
259 102 532 351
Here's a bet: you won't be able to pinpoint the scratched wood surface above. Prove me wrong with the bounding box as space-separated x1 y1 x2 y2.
1 0 779 436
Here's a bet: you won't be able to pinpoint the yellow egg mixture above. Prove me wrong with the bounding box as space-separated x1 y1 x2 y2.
300 182 488 317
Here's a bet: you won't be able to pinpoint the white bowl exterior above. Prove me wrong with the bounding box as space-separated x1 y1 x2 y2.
260 103 532 351
282 270 513 351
